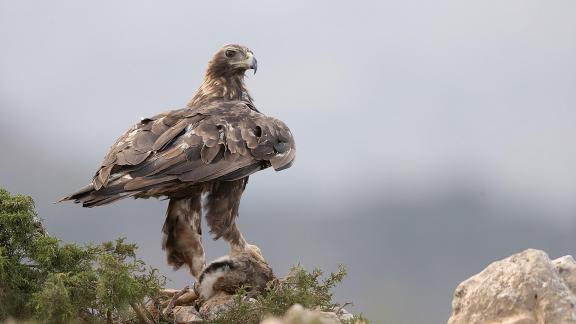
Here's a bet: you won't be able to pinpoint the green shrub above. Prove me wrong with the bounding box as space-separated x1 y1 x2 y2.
0 188 165 323
213 265 369 324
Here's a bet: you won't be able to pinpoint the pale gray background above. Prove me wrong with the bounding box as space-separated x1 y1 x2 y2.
1 1 575 323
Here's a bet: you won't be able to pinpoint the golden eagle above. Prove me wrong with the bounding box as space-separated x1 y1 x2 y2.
61 44 296 280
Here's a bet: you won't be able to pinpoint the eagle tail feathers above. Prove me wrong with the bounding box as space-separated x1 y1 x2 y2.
58 175 137 207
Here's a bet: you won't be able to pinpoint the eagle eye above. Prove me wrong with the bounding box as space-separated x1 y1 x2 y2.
225 49 236 58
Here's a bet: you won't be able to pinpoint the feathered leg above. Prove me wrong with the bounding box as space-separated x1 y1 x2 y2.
162 195 205 280
205 179 265 262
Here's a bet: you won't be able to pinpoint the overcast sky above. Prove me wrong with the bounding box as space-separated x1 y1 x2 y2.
1 1 575 322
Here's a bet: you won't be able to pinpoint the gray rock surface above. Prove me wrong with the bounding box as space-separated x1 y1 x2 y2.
448 249 576 324
198 291 236 321
553 255 576 294
172 305 203 323
261 304 343 324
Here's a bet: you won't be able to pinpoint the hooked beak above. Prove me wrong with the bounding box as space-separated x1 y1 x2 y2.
252 57 258 74
247 52 257 74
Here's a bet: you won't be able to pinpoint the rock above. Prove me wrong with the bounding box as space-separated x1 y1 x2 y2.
260 304 363 324
175 290 198 306
261 304 341 324
159 288 181 297
336 307 354 322
448 249 576 324
198 291 235 321
172 305 203 323
553 255 576 294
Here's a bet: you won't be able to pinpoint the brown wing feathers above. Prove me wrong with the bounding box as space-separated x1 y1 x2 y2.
61 101 295 206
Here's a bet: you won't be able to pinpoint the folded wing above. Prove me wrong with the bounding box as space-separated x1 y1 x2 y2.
61 101 295 206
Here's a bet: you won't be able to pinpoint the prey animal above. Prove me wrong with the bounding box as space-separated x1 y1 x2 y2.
60 44 296 280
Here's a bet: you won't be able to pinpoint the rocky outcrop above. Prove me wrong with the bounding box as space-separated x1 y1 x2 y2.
448 249 576 324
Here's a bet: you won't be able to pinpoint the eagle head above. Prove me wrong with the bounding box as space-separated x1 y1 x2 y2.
206 44 257 77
